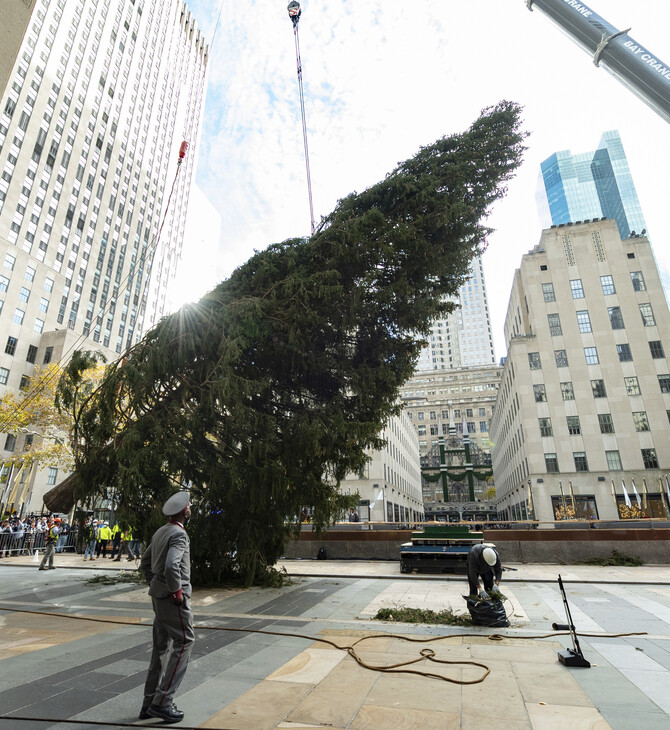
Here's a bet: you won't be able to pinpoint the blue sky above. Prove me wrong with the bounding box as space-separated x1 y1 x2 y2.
180 0 670 359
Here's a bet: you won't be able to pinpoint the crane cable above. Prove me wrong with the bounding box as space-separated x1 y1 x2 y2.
288 2 316 236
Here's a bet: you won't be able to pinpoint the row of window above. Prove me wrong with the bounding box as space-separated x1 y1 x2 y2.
410 407 488 421
529 340 665 370
539 409 660 437
544 448 659 472
533 374 669 402
541 271 646 303
418 421 489 436
546 302 656 336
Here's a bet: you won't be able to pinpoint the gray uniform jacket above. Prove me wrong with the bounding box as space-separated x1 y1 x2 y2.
140 522 192 598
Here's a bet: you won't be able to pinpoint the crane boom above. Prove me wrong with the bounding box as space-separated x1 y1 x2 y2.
527 0 670 124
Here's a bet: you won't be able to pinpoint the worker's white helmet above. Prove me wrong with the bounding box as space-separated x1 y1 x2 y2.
482 547 497 566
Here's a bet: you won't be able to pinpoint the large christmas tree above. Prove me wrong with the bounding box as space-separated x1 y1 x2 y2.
59 101 526 584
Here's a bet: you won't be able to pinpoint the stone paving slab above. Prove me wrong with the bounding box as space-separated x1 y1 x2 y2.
0 564 669 729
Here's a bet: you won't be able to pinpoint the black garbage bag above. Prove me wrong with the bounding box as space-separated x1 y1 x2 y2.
464 596 509 627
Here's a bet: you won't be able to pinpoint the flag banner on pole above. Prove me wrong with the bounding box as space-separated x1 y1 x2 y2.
370 489 384 509
631 479 641 508
622 482 632 508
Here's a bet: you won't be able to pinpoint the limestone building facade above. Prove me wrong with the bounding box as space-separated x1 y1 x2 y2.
491 219 670 522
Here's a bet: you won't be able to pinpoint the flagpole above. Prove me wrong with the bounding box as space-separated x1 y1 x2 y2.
611 480 618 515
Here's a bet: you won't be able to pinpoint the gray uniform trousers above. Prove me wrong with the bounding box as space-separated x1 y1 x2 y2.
144 596 195 707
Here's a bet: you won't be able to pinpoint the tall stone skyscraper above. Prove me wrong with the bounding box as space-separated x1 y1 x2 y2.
536 130 646 241
0 0 208 512
415 256 496 370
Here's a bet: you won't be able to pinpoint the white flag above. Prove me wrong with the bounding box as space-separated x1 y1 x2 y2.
622 482 632 508
631 479 641 508
665 477 670 511
370 489 384 509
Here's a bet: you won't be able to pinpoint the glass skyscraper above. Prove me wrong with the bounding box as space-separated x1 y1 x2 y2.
537 131 646 240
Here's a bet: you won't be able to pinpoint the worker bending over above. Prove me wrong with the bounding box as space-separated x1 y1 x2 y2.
467 543 502 597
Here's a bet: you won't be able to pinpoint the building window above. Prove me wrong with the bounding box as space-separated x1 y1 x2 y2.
577 311 592 333
625 376 641 396
630 271 646 291
5 336 18 356
26 344 38 363
598 413 614 434
566 416 581 435
544 453 559 473
584 347 599 365
608 307 625 330
19 286 30 303
533 384 547 402
554 350 568 367
570 279 585 298
44 277 54 292
542 283 555 302
649 341 665 359
552 495 599 520
591 379 607 398
639 303 656 327
39 297 49 312
479 421 488 432
605 450 622 470
34 318 44 334
616 343 632 362
528 352 541 370
641 448 659 469
632 411 650 432
478 408 486 417
418 425 426 436
19 375 31 390
430 425 438 436
13 308 25 325
25 266 36 282
46 466 58 485
560 381 575 400
538 418 552 437
0 367 8 385
547 313 562 336
43 345 53 364
4 253 16 270
659 374 670 393
4 434 16 452
0 275 8 292
600 275 615 295
573 452 589 472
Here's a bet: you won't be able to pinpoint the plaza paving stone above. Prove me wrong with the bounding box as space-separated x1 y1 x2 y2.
0 557 669 729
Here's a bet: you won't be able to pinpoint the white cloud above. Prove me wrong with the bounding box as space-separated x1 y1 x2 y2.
186 0 670 356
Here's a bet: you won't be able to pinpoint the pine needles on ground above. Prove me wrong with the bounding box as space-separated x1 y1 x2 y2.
578 550 645 567
374 606 473 626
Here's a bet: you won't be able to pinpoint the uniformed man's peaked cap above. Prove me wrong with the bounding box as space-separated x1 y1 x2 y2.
162 491 190 516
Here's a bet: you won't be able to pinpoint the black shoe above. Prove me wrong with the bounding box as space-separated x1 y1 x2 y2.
138 703 152 720
147 703 184 723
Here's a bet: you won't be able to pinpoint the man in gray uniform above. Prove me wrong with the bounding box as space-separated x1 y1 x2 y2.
139 492 194 724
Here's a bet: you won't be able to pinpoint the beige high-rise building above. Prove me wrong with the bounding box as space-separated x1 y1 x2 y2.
491 219 670 522
399 365 501 520
0 0 208 514
337 410 424 523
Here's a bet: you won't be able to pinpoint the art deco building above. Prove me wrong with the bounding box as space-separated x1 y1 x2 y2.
491 220 670 522
0 0 208 514
399 365 502 521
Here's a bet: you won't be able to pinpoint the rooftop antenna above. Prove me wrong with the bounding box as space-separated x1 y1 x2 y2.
287 1 315 236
